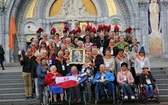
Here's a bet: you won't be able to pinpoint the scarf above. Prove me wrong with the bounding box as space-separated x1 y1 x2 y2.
136 55 146 62
121 69 128 75
66 43 72 47
49 72 59 76
104 55 113 59
109 45 115 49
31 48 36 55
117 54 125 61
63 55 69 60
44 55 49 60
36 59 41 64
55 56 63 62
27 54 34 58
142 71 149 75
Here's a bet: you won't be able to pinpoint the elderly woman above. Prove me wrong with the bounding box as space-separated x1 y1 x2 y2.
134 46 150 84
115 49 130 74
77 40 84 48
117 62 135 100
139 65 155 101
103 49 115 73
44 66 64 104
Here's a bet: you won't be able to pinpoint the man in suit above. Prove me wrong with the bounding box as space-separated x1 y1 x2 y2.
96 32 109 56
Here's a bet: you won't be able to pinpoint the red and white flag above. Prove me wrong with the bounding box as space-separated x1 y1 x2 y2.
55 76 79 89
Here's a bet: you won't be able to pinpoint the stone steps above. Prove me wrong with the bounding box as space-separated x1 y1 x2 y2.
155 79 168 84
157 84 168 89
0 79 23 84
150 67 168 101
158 89 168 96
0 88 24 94
0 83 24 88
0 99 39 105
0 93 25 100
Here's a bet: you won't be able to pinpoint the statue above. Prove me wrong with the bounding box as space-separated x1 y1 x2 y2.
148 0 163 55
149 0 160 33
57 0 92 17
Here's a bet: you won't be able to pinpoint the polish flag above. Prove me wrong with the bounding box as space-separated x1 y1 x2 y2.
55 76 80 89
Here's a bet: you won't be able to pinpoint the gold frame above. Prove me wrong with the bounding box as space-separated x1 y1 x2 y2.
69 48 85 64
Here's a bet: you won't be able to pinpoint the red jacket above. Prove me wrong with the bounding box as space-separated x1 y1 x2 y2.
44 72 62 86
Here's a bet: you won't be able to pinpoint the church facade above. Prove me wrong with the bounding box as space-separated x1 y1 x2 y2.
0 0 168 63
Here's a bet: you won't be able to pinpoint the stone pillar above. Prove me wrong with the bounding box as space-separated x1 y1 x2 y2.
161 1 168 56
138 1 149 54
0 0 4 45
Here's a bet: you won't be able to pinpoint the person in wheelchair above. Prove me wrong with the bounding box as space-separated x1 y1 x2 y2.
44 65 64 104
117 62 135 100
93 64 115 100
81 57 94 103
66 66 82 103
139 65 155 101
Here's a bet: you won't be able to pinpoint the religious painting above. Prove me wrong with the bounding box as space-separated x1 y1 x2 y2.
148 0 163 56
69 48 85 64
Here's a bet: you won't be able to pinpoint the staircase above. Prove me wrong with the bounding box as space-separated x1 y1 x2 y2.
150 67 168 101
0 71 39 105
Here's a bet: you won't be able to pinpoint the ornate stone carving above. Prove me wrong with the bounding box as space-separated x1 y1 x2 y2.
57 0 93 18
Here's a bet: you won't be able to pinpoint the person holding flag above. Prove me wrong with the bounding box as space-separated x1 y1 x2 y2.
44 65 64 104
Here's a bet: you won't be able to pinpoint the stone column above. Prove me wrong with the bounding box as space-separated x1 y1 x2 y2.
138 1 145 45
138 1 149 54
0 0 4 45
161 1 168 56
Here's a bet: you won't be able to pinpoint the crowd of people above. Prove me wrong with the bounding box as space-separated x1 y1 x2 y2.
20 23 154 105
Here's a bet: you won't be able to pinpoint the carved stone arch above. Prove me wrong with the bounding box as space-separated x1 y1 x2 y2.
99 0 109 17
124 0 136 26
37 0 48 19
20 19 40 50
45 0 55 19
115 0 132 26
106 15 126 33
91 0 101 17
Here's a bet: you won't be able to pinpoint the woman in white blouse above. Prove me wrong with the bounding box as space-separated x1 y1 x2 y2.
103 49 115 73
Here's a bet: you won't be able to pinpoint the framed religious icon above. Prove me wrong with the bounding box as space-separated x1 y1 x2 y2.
69 48 85 64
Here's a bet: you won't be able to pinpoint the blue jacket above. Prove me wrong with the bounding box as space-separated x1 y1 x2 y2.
92 71 115 84
36 64 47 85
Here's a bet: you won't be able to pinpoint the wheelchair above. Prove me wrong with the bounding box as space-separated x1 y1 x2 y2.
139 84 159 104
116 84 140 105
43 86 68 105
94 81 116 104
66 85 87 105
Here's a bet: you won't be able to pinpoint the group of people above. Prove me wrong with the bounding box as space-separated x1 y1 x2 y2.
20 23 155 105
